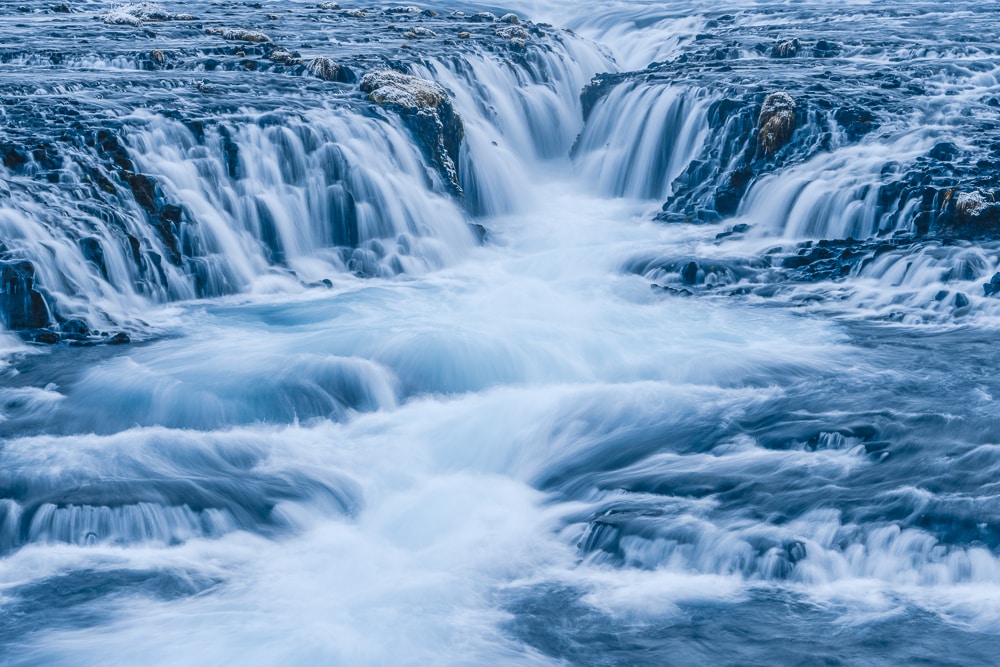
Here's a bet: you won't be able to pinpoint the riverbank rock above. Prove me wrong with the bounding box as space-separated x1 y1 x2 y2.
360 70 464 194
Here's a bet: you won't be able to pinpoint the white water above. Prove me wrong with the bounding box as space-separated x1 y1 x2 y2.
4 1 1000 664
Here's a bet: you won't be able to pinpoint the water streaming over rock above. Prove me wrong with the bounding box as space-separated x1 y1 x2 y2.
3 0 1000 665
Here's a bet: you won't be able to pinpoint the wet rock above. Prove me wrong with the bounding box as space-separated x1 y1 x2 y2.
385 6 420 13
0 260 52 331
771 38 800 58
983 272 1000 297
681 261 699 285
954 292 970 308
150 49 166 64
53 2 70 12
758 92 796 155
813 39 840 57
317 2 340 8
344 9 366 18
471 12 497 22
360 70 464 194
78 237 108 280
60 318 91 340
307 57 354 83
457 31 471 39
500 13 521 25
107 332 131 345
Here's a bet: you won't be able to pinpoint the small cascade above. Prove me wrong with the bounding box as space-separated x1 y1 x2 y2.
127 109 475 293
573 83 712 201
419 33 611 216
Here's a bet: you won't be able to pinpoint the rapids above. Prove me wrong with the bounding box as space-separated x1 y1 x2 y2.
2 1 1000 664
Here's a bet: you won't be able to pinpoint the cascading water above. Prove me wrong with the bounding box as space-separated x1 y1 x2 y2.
3 1 1000 665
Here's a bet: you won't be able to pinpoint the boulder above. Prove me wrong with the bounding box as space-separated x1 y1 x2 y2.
307 57 355 83
219 29 271 43
771 38 800 58
984 272 1000 297
758 92 796 155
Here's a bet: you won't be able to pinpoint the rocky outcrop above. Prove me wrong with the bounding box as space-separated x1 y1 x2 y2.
360 70 464 194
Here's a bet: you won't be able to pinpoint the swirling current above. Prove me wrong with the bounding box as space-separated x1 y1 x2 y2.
2 1 1000 665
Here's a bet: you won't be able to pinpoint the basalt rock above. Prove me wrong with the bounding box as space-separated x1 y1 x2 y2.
360 70 464 195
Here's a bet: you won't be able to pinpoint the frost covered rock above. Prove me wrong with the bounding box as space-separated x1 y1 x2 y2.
269 49 300 65
956 191 992 219
344 9 366 17
317 2 340 8
471 12 496 22
307 57 354 83
360 70 448 109
360 70 464 194
403 26 436 39
102 2 173 25
495 25 531 42
220 29 271 43
758 92 796 155
385 6 420 13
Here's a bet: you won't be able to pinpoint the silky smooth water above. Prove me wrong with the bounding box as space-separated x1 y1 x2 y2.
2 1 1000 665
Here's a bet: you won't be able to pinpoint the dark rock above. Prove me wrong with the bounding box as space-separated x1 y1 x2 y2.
771 38 799 58
954 292 970 308
78 237 108 280
681 261 699 285
107 332 131 345
60 318 91 340
983 272 1000 296
0 260 52 331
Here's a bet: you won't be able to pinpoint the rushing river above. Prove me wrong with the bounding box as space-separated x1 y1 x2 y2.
2 1 1000 664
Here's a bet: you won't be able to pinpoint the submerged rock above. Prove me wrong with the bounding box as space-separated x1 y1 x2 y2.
758 92 796 155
